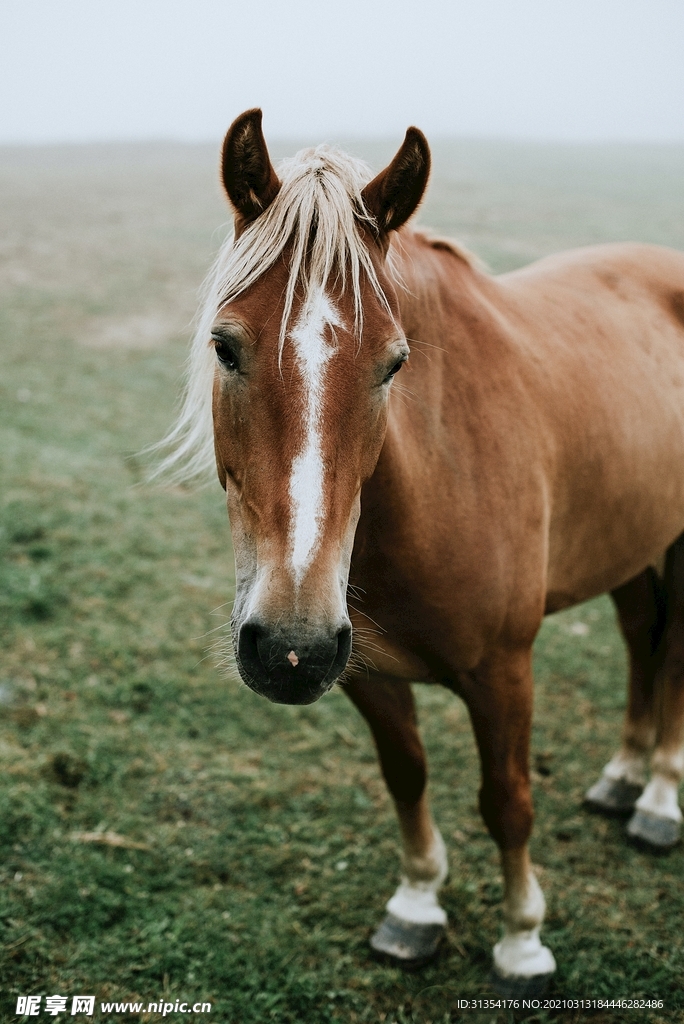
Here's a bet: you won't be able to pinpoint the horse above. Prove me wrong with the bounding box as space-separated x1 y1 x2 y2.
158 108 684 993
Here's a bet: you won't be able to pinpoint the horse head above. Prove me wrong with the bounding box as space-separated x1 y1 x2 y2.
211 109 430 703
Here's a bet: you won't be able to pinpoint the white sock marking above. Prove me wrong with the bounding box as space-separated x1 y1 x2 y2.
386 825 448 926
494 926 557 978
494 865 556 978
603 747 647 787
387 884 447 926
635 775 683 822
289 290 341 584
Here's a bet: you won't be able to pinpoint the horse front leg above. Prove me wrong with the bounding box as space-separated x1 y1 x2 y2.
343 676 448 964
464 646 556 994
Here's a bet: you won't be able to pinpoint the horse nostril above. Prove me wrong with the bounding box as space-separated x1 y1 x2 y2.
335 623 353 668
238 620 267 672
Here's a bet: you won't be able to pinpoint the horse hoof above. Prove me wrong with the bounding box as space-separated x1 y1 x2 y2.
370 913 445 967
489 967 554 999
584 775 642 815
627 809 681 851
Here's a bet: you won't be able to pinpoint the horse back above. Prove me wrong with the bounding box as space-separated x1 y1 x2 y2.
498 243 684 608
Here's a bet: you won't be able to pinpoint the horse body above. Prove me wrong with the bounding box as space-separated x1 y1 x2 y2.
342 232 684 981
161 110 684 990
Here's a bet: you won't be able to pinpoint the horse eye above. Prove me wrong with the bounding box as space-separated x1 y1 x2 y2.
212 336 239 371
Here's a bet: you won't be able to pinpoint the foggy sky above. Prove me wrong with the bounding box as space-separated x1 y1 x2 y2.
2 0 684 144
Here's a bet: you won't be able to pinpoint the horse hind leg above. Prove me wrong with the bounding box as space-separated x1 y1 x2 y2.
585 567 664 815
627 537 684 850
343 676 448 964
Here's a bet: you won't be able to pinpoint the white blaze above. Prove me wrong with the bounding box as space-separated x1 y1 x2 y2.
288 290 341 583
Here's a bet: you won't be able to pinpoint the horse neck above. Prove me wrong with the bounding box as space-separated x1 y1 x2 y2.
381 228 511 460
390 229 482 343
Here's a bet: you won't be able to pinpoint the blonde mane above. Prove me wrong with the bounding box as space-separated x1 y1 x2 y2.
153 145 393 483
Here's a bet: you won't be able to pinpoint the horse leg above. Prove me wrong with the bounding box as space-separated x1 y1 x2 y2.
585 569 664 814
627 539 684 849
343 676 448 963
463 646 556 993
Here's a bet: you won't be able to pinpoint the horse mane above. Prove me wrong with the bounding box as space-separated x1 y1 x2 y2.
152 144 396 483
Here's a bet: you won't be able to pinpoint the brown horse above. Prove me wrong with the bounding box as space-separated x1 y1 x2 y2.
159 109 684 992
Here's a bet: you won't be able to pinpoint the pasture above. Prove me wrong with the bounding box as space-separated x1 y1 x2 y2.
1 139 684 1023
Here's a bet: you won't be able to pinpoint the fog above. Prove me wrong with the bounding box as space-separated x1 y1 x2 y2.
1 0 684 143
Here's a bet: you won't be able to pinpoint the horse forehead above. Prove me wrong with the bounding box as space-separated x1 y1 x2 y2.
222 253 391 338
291 290 342 356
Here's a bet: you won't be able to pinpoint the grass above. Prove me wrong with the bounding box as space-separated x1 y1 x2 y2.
1 141 684 1023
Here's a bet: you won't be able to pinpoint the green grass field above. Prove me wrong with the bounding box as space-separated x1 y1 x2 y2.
1 140 684 1024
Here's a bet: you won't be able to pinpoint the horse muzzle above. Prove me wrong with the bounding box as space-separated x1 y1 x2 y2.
236 617 352 704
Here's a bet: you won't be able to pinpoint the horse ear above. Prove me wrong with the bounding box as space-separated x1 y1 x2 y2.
361 127 431 236
221 108 281 226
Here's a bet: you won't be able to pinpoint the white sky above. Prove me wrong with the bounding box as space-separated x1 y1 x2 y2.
1 0 684 144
